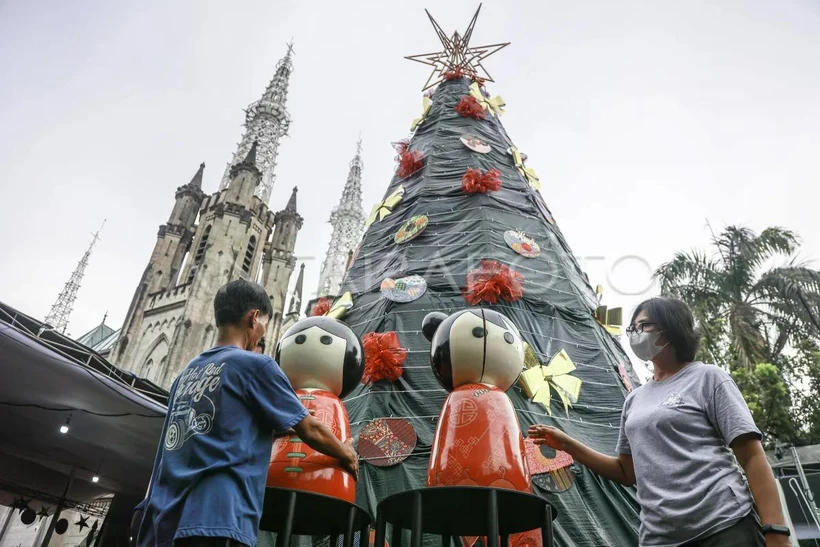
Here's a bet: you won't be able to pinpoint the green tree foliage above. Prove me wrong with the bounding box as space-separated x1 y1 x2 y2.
654 225 820 444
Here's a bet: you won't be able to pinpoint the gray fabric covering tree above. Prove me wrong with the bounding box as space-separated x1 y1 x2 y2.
330 74 641 546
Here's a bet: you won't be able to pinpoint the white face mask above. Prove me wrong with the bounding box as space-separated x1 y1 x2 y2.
628 330 669 361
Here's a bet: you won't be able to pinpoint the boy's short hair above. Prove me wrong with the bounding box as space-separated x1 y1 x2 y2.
213 279 273 327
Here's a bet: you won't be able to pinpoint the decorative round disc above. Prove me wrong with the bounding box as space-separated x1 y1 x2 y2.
357 418 417 467
394 215 428 244
460 134 492 154
532 468 576 493
504 230 541 258
380 275 427 303
524 438 575 492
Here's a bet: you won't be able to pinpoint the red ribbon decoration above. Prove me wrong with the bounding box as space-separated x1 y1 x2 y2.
462 168 502 194
397 149 424 179
462 260 525 305
444 68 466 80
455 96 486 119
311 297 332 317
362 331 408 384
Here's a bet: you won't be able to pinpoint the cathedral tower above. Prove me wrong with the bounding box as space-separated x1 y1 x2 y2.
110 47 303 388
316 139 366 297
110 163 206 376
261 186 303 346
219 44 294 204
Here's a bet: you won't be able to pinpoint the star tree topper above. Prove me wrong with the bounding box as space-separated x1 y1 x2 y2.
405 4 510 91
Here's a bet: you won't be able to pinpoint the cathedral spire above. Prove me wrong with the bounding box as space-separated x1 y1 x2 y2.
286 263 305 317
45 220 105 334
316 138 367 297
219 43 294 203
189 162 205 188
285 186 298 212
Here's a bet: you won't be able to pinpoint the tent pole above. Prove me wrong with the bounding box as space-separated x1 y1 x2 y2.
40 466 75 547
0 505 14 544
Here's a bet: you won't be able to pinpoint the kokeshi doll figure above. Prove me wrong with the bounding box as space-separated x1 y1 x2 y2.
266 317 364 503
423 309 537 547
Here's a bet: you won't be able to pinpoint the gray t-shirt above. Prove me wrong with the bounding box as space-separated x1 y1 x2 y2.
616 362 761 547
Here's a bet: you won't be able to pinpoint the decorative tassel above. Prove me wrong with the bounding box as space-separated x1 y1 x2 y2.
397 149 424 179
455 96 486 119
311 297 332 317
462 168 502 194
362 331 407 384
462 260 524 305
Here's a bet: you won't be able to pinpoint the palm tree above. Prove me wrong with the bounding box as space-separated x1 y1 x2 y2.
654 225 820 370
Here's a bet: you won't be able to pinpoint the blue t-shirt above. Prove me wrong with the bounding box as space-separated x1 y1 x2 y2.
137 346 309 547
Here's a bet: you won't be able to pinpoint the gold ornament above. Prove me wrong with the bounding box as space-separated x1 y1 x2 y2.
509 147 540 190
519 347 582 416
325 292 354 320
469 82 505 116
595 285 623 336
411 96 433 131
366 186 405 228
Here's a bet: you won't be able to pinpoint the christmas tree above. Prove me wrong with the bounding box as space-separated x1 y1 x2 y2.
318 7 641 547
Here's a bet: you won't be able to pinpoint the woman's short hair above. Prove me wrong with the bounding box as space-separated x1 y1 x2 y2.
630 297 702 362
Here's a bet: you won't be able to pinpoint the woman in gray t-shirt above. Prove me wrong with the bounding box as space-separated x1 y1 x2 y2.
529 297 790 547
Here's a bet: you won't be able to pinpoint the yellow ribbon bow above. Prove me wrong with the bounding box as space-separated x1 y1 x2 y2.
594 285 623 336
509 147 540 190
410 96 433 132
510 146 541 190
519 347 583 416
324 291 354 320
365 186 405 228
469 82 505 116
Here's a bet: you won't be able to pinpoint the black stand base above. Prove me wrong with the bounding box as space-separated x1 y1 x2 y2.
260 488 372 547
374 487 556 547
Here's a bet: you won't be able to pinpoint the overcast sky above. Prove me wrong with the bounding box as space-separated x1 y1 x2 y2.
1 0 818 377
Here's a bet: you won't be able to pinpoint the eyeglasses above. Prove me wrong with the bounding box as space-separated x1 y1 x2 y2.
625 322 658 335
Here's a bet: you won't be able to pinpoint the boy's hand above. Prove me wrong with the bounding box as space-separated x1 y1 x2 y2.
340 438 359 478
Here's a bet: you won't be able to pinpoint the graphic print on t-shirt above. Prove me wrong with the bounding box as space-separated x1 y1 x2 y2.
164 362 224 450
660 392 684 408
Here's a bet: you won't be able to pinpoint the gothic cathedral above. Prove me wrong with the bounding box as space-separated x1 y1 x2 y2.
108 47 302 389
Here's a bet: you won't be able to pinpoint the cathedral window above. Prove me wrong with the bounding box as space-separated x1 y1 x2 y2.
194 225 212 264
143 359 154 380
242 236 257 274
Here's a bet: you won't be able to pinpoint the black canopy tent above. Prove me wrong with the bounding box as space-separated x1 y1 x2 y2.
0 301 167 544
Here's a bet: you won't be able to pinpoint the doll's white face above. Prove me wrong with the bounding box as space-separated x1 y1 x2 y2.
277 325 346 395
447 310 524 390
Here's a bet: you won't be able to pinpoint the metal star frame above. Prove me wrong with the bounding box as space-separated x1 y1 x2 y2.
405 4 509 91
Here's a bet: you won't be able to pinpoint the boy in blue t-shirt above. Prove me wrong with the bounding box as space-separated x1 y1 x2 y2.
137 279 359 547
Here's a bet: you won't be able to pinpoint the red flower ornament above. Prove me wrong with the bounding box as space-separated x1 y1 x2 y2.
463 260 525 305
311 297 332 317
455 96 486 119
362 331 408 384
462 168 502 194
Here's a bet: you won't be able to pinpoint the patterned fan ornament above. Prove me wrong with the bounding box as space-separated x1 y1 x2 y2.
504 230 540 258
381 275 427 303
394 215 428 244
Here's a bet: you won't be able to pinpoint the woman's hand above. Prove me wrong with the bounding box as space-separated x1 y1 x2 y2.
527 424 571 451
766 534 792 547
